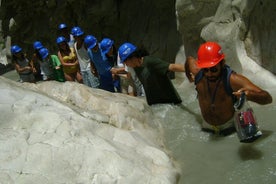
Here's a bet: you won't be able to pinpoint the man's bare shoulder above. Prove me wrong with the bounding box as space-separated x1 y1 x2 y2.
230 72 257 91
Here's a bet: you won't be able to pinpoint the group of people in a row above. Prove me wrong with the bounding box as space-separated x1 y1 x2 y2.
10 23 273 137
11 23 144 96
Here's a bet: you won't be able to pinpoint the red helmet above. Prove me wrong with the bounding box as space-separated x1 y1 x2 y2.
196 42 225 68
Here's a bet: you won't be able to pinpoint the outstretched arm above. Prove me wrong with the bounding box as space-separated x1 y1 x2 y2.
231 73 272 105
168 63 185 72
168 56 201 76
110 67 127 75
169 56 200 75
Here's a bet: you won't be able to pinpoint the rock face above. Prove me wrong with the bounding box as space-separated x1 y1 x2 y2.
0 77 180 183
1 0 276 74
176 0 276 74
0 0 181 64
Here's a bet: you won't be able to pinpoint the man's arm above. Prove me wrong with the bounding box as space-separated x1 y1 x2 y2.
168 56 201 74
183 56 201 82
231 73 272 105
168 63 185 72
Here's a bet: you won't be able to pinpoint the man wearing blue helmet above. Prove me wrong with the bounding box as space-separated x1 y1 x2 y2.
84 35 115 92
101 38 145 96
118 42 185 105
99 38 122 92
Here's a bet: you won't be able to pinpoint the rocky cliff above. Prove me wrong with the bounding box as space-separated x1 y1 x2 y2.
176 0 276 74
0 0 180 63
1 0 275 74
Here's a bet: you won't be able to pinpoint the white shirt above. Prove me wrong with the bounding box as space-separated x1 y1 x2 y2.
74 42 91 71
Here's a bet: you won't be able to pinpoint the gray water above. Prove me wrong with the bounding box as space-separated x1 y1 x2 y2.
152 80 276 184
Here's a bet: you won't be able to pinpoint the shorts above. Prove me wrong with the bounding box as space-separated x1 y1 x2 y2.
81 70 100 88
118 75 134 94
201 118 236 136
19 73 35 83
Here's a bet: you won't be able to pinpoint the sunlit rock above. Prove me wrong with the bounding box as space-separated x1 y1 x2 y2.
0 77 180 183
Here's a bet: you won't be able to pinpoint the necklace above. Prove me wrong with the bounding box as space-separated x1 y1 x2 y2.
206 78 221 111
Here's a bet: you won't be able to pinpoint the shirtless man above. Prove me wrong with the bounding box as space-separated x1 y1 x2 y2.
185 42 272 135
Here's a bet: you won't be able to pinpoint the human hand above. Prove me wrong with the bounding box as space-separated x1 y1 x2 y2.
110 67 117 74
25 66 32 71
32 68 37 73
232 88 249 99
233 91 246 110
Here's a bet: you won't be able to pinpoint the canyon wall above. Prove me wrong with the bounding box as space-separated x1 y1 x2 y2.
1 0 275 74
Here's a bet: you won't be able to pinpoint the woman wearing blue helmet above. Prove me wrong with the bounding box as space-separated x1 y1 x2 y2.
118 42 185 105
11 45 35 83
38 47 65 82
57 36 82 83
31 41 44 81
58 23 74 48
73 27 99 88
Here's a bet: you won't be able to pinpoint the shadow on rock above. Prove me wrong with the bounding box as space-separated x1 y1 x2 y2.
0 63 14 75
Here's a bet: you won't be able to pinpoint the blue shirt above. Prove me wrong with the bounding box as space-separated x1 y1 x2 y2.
87 47 114 92
87 48 112 76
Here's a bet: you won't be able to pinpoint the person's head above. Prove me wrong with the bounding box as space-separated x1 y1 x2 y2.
84 35 98 51
56 36 70 51
33 41 43 51
58 23 67 30
11 45 25 60
71 26 84 43
11 45 22 55
118 42 149 67
100 38 114 56
58 23 70 38
196 41 225 81
38 47 49 61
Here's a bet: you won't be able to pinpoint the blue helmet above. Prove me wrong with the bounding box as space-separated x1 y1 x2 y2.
38 47 49 59
33 41 43 50
11 45 22 54
118 42 137 63
56 36 67 44
84 35 97 49
71 26 80 36
100 38 114 54
58 23 67 30
71 26 84 37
